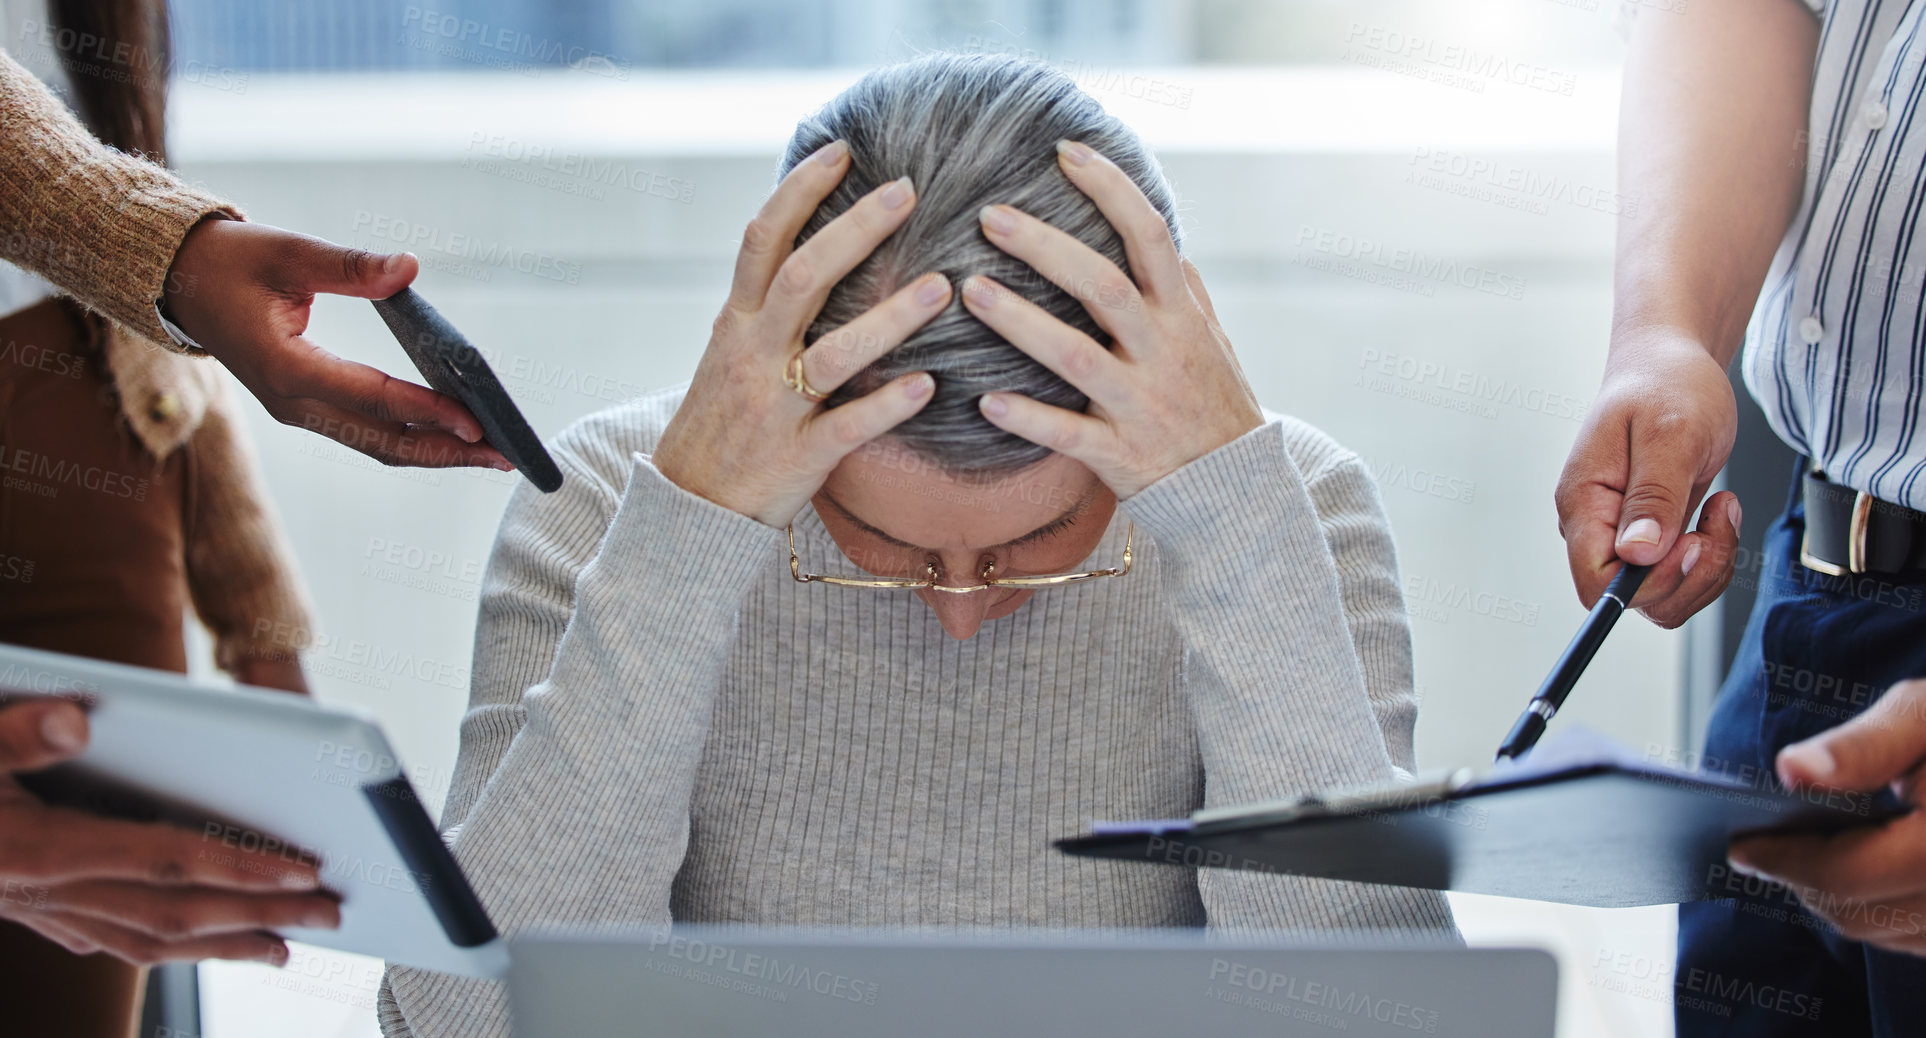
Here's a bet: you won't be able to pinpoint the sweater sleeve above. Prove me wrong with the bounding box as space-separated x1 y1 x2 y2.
1121 420 1458 938
380 451 777 1038
0 49 238 347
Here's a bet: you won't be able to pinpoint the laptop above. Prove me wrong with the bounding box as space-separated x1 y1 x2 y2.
508 927 1558 1037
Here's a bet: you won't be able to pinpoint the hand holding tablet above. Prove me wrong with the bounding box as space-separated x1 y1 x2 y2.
0 645 506 977
0 697 333 967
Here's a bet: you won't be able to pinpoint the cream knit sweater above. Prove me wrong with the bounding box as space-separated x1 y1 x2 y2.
380 386 1459 1037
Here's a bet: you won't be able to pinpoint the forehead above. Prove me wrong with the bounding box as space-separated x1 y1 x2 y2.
821 440 1101 549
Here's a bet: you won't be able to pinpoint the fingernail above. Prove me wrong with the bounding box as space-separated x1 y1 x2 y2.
980 393 1008 418
1727 850 1764 877
263 941 290 967
1619 518 1662 547
915 274 948 307
905 373 933 400
979 205 1017 235
963 277 999 309
493 460 515 472
879 176 914 210
280 870 321 891
1681 541 1702 576
381 254 405 275
39 707 83 753
1729 497 1744 536
301 903 340 929
1780 740 1836 783
1056 139 1094 166
813 139 847 166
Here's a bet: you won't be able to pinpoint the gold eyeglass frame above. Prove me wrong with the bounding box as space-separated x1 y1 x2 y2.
788 524 1134 594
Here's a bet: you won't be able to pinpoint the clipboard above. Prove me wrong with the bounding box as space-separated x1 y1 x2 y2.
0 643 507 976
1056 727 1906 908
372 288 564 493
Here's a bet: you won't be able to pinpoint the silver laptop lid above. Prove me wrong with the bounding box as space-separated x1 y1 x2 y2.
509 927 1556 1037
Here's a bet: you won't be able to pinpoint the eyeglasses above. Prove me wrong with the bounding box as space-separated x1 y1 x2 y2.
787 524 1134 594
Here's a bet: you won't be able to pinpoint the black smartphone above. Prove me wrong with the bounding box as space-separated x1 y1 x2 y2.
371 288 564 493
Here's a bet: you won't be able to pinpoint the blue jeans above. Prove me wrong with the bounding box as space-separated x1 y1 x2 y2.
1676 469 1926 1037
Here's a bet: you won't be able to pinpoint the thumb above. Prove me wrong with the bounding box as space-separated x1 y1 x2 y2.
0 700 88 773
1614 429 1704 566
282 237 420 299
1778 679 1926 793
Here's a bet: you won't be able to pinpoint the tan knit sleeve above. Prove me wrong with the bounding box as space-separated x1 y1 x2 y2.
0 49 240 348
181 377 317 671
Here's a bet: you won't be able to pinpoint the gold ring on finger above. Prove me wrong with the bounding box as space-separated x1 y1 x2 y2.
783 347 830 404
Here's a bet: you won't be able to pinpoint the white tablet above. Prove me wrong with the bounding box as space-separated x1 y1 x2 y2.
0 642 505 978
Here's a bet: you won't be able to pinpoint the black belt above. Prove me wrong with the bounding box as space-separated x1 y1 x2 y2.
1800 470 1926 575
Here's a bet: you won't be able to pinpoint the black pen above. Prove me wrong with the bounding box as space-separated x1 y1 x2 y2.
1494 563 1652 762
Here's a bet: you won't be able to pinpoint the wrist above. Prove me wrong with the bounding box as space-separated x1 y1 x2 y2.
160 215 239 352
1602 323 1733 382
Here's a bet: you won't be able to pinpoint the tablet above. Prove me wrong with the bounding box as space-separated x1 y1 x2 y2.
0 643 505 977
372 288 565 493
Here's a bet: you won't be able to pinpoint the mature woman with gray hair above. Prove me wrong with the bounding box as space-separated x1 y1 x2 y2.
381 53 1458 1036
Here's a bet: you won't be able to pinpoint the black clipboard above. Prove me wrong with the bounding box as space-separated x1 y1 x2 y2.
1056 730 1906 908
372 288 564 493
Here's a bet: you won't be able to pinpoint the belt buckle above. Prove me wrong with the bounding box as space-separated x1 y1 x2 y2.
1801 489 1875 576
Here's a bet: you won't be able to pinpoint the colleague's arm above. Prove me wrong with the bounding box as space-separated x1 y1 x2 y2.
0 699 336 965
0 50 501 469
1554 0 1818 625
1728 679 1926 956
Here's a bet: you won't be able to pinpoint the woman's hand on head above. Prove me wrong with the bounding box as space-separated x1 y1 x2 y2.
652 140 951 528
963 140 1264 501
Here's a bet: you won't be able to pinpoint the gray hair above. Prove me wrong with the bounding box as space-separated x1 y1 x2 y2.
779 53 1181 481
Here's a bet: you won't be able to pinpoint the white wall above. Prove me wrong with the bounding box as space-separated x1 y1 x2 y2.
179 67 1687 1037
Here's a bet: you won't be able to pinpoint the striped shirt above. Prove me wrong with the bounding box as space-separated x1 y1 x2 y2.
1745 0 1926 507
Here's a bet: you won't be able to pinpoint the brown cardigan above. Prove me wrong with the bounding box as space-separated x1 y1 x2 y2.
0 49 312 669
